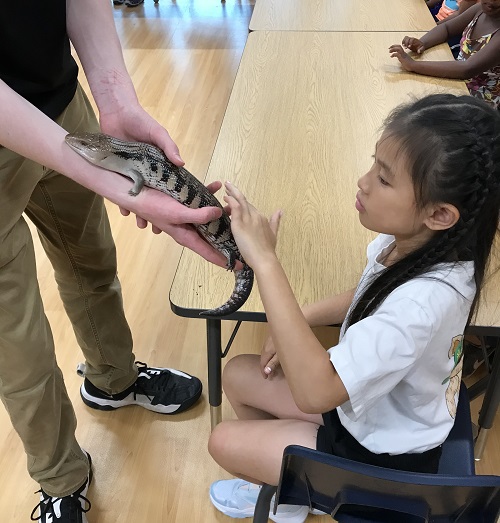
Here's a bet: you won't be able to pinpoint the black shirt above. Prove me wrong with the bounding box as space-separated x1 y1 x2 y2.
0 1 79 120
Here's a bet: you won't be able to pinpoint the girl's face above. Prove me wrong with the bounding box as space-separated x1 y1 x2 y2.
481 0 500 18
356 132 431 241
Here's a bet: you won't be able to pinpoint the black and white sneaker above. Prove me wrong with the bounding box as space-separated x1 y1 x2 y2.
31 454 92 522
80 362 202 414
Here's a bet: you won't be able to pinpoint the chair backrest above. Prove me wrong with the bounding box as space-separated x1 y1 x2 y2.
438 383 475 475
272 384 500 523
275 447 500 522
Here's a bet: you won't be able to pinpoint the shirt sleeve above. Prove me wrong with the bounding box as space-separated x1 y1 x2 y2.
328 295 434 420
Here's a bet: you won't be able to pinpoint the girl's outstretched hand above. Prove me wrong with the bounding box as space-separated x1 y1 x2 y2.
389 44 416 71
223 181 282 270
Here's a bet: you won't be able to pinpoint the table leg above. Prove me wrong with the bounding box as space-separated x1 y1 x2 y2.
206 318 222 430
474 338 500 461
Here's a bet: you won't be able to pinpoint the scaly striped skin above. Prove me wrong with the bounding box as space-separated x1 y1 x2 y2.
65 132 253 317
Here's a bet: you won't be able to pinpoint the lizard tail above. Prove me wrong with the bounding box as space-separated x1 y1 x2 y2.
199 265 254 317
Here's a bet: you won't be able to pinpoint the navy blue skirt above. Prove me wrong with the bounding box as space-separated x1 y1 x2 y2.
317 409 441 473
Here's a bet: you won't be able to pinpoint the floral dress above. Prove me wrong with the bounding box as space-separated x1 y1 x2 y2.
457 13 500 109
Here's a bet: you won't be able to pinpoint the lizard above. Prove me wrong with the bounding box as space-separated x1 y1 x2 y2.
65 132 253 317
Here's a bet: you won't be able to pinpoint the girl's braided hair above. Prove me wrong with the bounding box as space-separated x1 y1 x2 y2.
345 94 500 330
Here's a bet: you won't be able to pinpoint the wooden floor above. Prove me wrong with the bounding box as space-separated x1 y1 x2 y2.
0 1 498 521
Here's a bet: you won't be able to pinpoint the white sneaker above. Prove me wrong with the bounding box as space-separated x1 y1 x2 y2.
209 479 310 522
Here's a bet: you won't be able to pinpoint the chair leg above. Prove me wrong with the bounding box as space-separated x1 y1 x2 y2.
253 484 277 523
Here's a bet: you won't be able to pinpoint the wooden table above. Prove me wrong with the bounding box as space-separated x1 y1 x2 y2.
249 0 436 32
169 31 472 429
467 235 500 460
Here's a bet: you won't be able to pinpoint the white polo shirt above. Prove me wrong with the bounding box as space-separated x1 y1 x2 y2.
328 234 475 454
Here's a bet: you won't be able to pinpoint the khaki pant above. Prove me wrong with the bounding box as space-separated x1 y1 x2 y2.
0 85 137 496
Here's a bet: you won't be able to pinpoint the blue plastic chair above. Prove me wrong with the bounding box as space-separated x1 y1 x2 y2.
253 384 500 523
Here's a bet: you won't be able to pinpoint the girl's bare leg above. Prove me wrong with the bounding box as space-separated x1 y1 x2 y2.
222 353 323 424
208 354 323 485
209 418 320 485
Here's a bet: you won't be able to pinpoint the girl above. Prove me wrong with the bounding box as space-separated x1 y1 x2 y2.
389 0 500 109
207 95 500 522
433 0 479 58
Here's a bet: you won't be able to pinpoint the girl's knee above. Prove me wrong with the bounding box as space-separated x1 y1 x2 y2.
222 354 259 391
208 421 235 464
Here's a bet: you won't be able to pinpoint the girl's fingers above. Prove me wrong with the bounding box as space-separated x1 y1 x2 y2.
269 210 282 236
264 354 280 378
225 184 250 219
224 180 237 195
223 194 240 214
225 181 246 203
390 45 403 53
225 182 278 230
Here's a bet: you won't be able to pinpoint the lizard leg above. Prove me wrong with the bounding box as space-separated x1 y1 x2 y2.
127 168 146 196
225 251 237 271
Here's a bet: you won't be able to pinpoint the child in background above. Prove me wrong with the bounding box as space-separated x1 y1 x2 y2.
207 95 500 522
436 0 477 22
435 0 480 57
389 2 500 109
426 0 444 17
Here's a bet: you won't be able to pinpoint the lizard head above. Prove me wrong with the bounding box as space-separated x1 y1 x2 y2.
65 132 120 165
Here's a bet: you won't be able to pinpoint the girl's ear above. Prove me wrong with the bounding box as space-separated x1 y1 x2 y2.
424 203 460 231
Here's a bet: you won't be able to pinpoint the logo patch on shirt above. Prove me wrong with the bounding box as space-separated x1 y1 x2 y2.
442 335 464 419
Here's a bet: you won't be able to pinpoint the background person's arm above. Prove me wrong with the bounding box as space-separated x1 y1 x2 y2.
392 4 479 54
391 24 500 79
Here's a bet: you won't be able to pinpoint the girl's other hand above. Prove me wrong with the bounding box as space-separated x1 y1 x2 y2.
389 45 416 71
401 36 425 54
223 181 282 269
260 335 281 379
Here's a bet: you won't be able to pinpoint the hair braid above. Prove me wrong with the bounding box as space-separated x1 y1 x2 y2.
345 95 500 330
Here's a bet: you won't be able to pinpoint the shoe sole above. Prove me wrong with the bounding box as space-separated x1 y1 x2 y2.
209 491 309 522
80 383 202 414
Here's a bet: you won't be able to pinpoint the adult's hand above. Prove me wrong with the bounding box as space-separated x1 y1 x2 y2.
115 179 243 269
98 105 241 268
